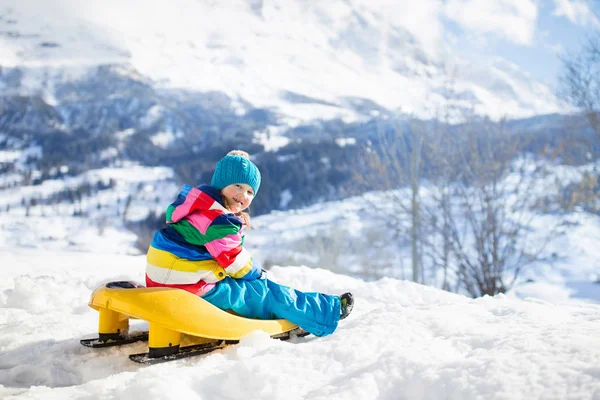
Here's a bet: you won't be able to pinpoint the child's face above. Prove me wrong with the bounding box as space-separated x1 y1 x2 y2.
221 183 255 213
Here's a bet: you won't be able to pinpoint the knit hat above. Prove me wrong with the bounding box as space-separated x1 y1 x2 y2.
211 152 261 195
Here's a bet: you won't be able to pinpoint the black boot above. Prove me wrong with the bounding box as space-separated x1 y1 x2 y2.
340 293 354 320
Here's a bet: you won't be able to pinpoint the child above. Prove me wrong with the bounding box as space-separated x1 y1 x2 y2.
145 150 354 337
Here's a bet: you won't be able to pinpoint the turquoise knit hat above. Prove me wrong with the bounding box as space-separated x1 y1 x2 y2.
211 153 261 195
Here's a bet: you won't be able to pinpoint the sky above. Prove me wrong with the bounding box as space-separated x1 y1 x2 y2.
448 0 600 87
359 0 600 86
382 0 600 88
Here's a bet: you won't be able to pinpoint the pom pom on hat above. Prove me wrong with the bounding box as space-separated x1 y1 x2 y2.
211 150 261 195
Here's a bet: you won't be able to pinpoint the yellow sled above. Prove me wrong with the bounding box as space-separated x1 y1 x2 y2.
82 281 299 363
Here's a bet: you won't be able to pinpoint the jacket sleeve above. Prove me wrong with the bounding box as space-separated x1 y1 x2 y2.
203 215 261 280
166 184 214 224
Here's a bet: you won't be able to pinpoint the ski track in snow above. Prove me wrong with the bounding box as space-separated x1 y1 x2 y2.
0 250 599 400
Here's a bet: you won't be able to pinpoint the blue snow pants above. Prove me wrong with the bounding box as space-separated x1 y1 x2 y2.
202 277 341 337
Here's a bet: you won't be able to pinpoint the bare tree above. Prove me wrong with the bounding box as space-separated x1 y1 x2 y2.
422 120 560 297
362 112 560 297
360 116 424 283
559 31 600 217
559 33 600 136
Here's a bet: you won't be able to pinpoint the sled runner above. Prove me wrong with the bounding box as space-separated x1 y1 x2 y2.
81 281 302 364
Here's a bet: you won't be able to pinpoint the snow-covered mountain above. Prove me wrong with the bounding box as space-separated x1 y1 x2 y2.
0 0 563 123
2 0 590 219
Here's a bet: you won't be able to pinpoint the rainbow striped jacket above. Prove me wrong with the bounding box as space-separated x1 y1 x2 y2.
145 184 261 295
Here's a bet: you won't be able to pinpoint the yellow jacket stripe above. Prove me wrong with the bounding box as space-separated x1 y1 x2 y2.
224 247 253 278
146 246 226 285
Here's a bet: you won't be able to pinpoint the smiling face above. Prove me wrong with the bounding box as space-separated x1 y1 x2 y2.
221 183 255 213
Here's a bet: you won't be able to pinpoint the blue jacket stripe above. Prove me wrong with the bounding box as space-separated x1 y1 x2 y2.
151 230 214 261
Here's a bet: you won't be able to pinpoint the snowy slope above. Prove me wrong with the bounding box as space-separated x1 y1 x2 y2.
0 0 563 123
1 159 600 304
0 250 599 399
248 194 600 304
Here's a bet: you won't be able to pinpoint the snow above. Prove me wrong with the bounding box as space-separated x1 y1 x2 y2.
0 164 174 211
252 126 291 152
1 158 600 398
0 165 600 400
1 157 600 398
149 131 177 148
0 150 21 163
335 137 357 147
0 250 599 399
0 0 564 121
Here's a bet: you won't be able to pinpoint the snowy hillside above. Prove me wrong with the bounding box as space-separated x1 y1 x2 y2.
1 158 600 304
0 250 599 399
0 0 563 122
248 189 600 305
